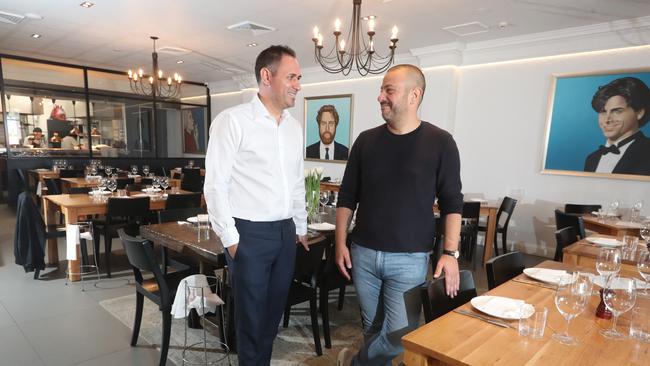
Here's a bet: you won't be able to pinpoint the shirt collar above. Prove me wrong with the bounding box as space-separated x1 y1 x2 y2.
251 94 290 123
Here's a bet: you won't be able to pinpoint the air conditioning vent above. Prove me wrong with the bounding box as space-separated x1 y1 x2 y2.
0 10 25 25
442 21 489 37
227 21 276 36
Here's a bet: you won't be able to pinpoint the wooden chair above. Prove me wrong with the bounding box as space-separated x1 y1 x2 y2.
282 236 328 356
485 251 525 290
118 230 192 366
479 196 517 257
421 270 478 323
564 204 601 215
554 226 579 262
554 209 586 239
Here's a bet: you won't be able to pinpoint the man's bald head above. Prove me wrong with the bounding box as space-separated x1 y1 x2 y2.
387 64 426 106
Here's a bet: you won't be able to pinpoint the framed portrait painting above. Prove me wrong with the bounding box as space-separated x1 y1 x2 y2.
304 94 353 163
542 69 650 181
182 107 207 154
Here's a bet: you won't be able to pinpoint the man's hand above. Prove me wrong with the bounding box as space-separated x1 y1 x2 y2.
433 254 459 297
335 244 352 281
227 244 238 259
297 235 309 251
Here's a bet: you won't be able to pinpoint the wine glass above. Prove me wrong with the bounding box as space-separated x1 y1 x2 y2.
130 165 138 176
608 200 620 218
600 276 637 339
596 247 622 284
160 177 169 195
319 192 329 213
188 160 195 168
640 222 650 245
142 165 150 176
98 178 107 192
104 166 112 176
90 165 98 176
638 251 650 297
553 272 592 345
107 178 117 195
631 201 643 222
152 177 161 191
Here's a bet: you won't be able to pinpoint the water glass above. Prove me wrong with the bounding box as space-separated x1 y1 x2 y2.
553 272 592 345
623 235 639 260
629 307 650 343
638 251 650 297
596 247 622 282
641 222 650 244
519 305 547 339
600 276 637 339
197 214 210 241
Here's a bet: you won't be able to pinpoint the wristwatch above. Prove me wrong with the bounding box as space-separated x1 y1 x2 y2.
442 249 460 259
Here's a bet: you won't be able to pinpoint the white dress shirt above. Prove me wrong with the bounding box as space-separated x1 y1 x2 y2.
319 141 335 160
204 95 307 247
595 136 634 173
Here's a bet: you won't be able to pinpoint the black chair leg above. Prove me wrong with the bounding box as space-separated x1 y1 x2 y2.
131 292 144 346
159 311 172 366
501 231 508 255
309 296 322 356
337 286 346 311
104 231 112 278
282 304 291 328
492 231 500 257
320 287 332 349
80 239 89 266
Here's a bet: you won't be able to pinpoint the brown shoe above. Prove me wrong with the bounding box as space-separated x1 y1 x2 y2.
337 347 355 366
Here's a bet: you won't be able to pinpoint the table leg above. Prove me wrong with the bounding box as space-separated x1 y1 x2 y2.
403 350 449 366
482 208 498 266
42 198 59 266
62 207 82 282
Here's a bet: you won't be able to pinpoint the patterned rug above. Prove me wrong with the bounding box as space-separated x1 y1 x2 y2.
99 290 364 365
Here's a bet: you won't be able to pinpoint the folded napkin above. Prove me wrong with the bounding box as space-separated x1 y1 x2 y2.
66 224 79 260
171 275 224 319
127 174 141 178
308 222 336 231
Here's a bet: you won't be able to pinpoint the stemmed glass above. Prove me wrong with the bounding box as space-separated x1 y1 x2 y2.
90 165 98 177
107 178 117 195
319 192 329 213
631 201 643 222
142 165 150 176
600 276 637 339
596 247 622 284
104 166 113 176
160 177 169 195
130 165 138 176
553 272 593 345
608 200 620 219
98 178 107 193
152 177 161 192
638 251 650 297
640 222 650 245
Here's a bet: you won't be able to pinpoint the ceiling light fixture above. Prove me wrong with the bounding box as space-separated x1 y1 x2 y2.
30 33 41 38
311 0 398 76
176 60 184 64
247 43 257 47
127 36 182 99
80 1 94 8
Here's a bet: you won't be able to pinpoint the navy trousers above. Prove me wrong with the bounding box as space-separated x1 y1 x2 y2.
225 218 297 365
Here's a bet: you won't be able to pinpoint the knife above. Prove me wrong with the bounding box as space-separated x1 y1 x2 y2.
453 309 512 328
512 278 557 290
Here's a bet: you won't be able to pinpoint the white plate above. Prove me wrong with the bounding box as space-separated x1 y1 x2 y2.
308 222 335 231
586 237 623 247
88 190 111 195
592 276 649 290
469 198 488 203
523 268 568 285
470 296 534 320
591 211 618 217
142 188 162 193
186 216 198 223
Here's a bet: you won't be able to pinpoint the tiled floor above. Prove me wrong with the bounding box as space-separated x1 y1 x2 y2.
0 203 546 365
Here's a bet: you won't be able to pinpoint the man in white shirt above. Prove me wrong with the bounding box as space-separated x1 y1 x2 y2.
305 104 349 160
204 45 308 365
584 77 650 176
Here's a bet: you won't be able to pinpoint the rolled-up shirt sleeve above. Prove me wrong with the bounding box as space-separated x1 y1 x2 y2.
204 112 241 248
437 134 464 216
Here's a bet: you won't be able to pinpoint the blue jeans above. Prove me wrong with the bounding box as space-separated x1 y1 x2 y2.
350 243 429 366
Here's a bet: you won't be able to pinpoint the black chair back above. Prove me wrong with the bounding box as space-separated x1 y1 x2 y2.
165 192 202 210
68 187 91 194
554 209 586 239
125 183 142 192
141 178 153 186
181 168 203 192
116 178 135 190
421 270 477 323
486 251 525 290
44 178 62 195
59 169 84 178
564 204 601 215
158 207 205 223
106 197 150 225
555 226 579 262
460 202 481 263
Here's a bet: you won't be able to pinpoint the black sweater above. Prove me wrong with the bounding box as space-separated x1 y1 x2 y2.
337 122 463 252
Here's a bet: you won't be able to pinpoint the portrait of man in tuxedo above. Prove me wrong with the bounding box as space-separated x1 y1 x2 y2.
306 104 349 161
584 77 650 176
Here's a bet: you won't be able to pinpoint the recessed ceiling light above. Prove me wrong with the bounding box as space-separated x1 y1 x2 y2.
247 43 257 47
24 13 43 20
80 1 94 8
362 15 377 20
31 33 41 39
176 60 184 64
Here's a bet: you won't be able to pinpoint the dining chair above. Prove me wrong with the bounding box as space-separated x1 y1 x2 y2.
478 196 517 257
93 196 150 278
59 169 85 178
125 183 142 192
116 178 135 190
554 209 586 239
156 207 204 274
485 251 525 290
564 203 602 215
141 177 153 186
43 177 62 195
420 270 477 323
181 168 203 192
317 237 351 349
68 186 92 194
118 230 192 366
282 235 328 356
459 201 481 266
554 226 579 262
165 192 202 210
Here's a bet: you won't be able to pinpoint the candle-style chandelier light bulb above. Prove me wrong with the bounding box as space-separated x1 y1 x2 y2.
127 36 182 98
311 0 399 76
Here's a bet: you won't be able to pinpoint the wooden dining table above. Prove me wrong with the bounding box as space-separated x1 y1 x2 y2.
42 190 196 281
563 235 645 274
582 215 643 237
401 260 650 366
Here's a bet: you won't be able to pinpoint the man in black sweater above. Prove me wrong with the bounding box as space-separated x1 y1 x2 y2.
335 64 463 366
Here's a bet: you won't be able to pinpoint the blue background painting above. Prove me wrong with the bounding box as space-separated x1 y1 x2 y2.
544 71 650 172
305 96 351 149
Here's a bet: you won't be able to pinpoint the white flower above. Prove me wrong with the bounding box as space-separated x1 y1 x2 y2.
315 167 324 175
304 168 310 177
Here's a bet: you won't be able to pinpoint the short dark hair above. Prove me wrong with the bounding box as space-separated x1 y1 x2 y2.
33 127 42 133
316 105 339 125
592 77 650 127
254 45 296 84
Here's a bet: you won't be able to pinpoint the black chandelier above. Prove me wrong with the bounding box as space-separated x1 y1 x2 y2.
311 0 398 76
127 36 182 99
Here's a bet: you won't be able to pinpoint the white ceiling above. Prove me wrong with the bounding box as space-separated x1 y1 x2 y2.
0 0 649 84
